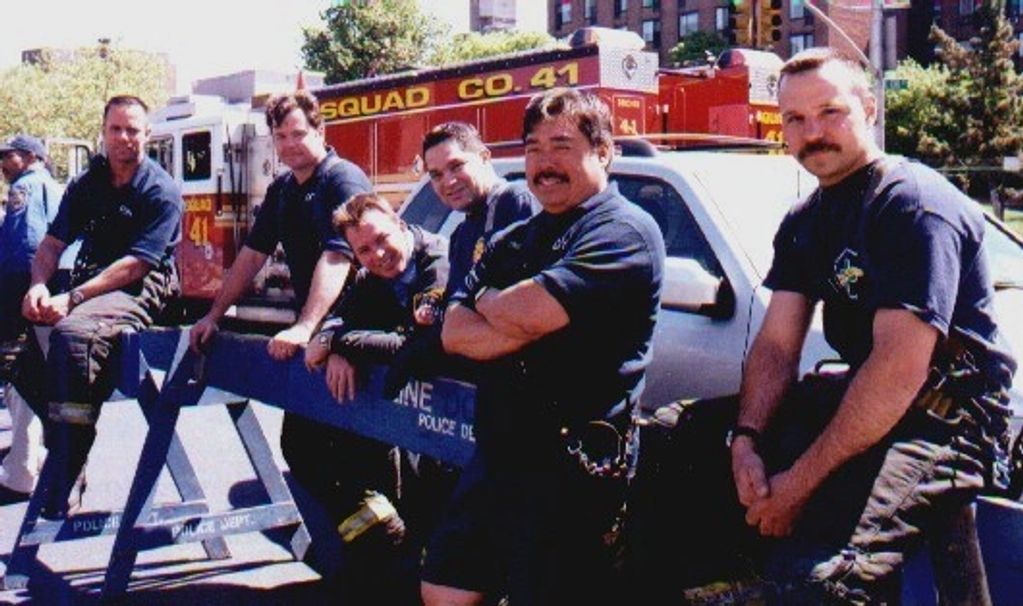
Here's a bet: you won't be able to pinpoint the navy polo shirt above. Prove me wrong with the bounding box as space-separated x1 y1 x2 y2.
0 164 61 275
765 158 1016 386
446 179 535 301
245 150 371 308
452 183 665 457
49 155 182 285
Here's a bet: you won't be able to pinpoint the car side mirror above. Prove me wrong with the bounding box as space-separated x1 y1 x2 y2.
660 257 732 318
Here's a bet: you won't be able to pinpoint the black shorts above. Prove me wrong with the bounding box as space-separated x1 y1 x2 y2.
422 442 629 605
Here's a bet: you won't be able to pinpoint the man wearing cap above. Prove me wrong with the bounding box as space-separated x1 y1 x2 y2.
0 135 61 504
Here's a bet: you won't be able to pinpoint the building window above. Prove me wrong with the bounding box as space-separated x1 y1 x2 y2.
616 0 628 17
556 0 572 29
790 33 814 54
790 0 805 19
585 0 597 23
643 19 662 46
959 0 974 15
680 11 700 35
716 6 729 31
643 0 660 9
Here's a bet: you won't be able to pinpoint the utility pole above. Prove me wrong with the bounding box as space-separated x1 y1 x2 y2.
870 0 885 150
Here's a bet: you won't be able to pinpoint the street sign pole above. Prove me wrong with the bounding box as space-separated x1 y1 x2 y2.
871 0 885 150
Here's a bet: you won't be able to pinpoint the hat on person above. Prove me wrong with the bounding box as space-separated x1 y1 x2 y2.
0 135 47 160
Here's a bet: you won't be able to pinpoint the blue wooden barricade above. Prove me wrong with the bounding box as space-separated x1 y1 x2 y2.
1 327 477 599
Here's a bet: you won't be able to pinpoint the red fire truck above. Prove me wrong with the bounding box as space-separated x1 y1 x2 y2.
145 28 782 322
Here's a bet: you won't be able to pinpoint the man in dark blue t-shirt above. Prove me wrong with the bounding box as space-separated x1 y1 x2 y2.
422 121 536 299
421 89 665 606
188 91 373 540
727 48 1016 602
17 96 183 519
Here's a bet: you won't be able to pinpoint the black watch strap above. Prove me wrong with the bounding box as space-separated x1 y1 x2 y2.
726 425 761 448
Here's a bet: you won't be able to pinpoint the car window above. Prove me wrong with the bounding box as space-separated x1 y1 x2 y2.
985 219 1023 288
613 175 724 278
503 171 723 278
401 183 451 234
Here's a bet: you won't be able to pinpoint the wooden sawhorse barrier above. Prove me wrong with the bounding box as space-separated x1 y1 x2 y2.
0 328 478 599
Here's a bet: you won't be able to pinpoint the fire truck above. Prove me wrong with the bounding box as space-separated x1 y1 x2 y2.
145 28 783 322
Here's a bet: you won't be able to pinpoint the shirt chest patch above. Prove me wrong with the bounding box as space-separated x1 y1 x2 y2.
830 248 865 300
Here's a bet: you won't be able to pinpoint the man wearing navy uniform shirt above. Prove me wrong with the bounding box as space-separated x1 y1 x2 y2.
188 90 373 536
421 89 665 606
724 48 1017 602
422 121 536 298
17 96 183 518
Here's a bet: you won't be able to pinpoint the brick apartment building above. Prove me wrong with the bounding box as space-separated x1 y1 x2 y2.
548 0 1023 67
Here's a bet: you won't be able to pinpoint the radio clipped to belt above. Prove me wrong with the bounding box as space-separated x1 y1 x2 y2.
913 336 982 421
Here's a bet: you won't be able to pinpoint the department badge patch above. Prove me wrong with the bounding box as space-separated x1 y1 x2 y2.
830 248 865 300
472 237 486 263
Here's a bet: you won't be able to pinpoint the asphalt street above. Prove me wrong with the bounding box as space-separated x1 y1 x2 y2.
0 397 340 605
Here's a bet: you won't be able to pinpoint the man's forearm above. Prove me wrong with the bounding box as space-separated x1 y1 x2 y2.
295 250 350 330
206 246 269 320
786 311 936 494
737 334 802 432
30 236 64 287
74 255 152 299
442 304 530 360
476 278 569 340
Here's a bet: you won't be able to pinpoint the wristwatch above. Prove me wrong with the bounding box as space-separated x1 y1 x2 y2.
317 332 331 347
725 425 761 449
69 289 87 308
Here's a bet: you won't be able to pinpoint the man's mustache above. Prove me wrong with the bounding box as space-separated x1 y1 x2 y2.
798 140 841 161
532 170 569 185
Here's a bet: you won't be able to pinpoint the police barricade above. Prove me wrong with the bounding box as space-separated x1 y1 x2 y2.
1 327 476 599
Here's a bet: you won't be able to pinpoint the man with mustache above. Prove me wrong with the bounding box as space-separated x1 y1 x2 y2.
421 88 665 606
725 47 1016 602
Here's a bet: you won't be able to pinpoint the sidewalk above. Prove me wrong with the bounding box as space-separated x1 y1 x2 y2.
0 400 333 604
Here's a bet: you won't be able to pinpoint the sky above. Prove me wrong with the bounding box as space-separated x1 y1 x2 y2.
0 0 546 94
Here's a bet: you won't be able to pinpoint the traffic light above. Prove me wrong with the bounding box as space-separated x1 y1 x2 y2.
728 0 752 47
759 0 783 47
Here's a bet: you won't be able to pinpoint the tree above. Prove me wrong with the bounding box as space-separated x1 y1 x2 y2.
430 30 555 66
302 0 447 84
0 45 170 177
926 0 1023 194
668 31 729 67
883 59 960 161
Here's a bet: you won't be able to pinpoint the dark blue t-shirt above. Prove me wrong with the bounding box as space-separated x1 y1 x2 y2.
245 150 371 308
452 183 665 457
765 158 1016 386
446 179 535 301
49 155 182 287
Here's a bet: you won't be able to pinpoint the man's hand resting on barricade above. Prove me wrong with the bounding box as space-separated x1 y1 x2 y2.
305 331 331 371
268 323 313 360
189 315 220 353
326 353 357 402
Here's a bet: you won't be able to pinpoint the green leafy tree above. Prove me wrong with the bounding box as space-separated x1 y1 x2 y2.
883 59 961 161
926 0 1023 195
430 30 556 66
0 46 170 149
302 0 447 84
668 31 729 67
